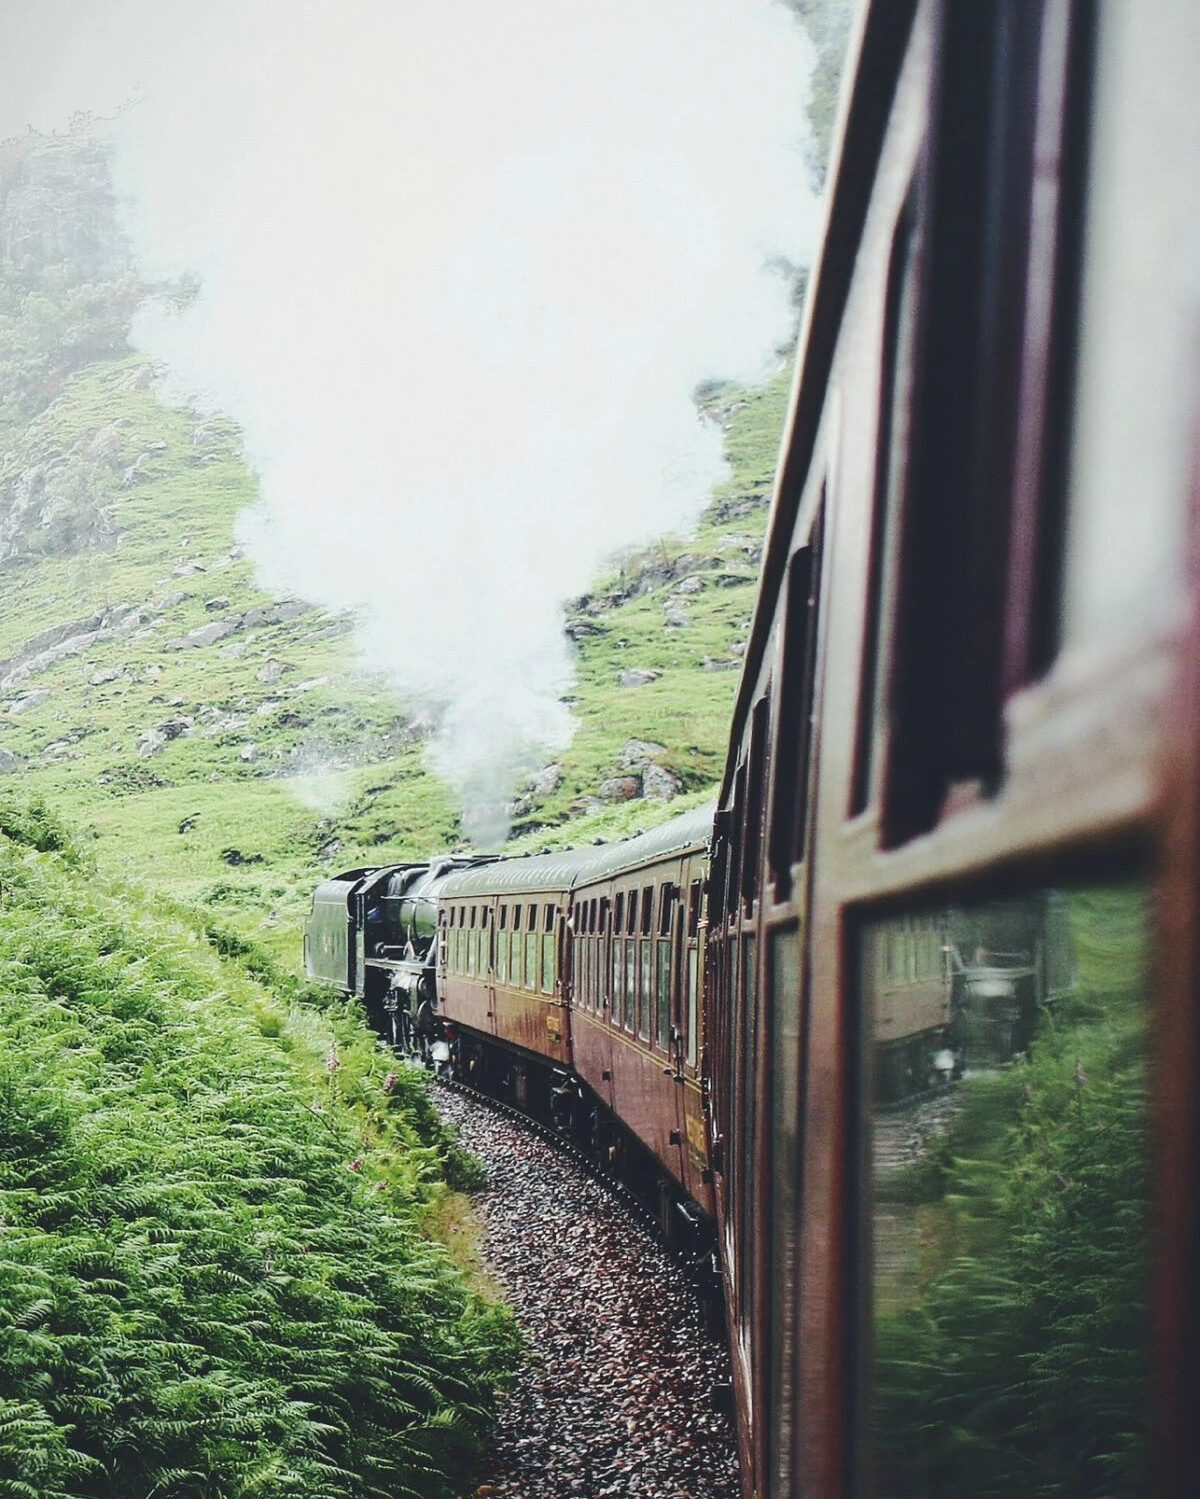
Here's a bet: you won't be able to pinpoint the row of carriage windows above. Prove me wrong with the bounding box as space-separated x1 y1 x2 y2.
439 879 703 1061
442 901 557 993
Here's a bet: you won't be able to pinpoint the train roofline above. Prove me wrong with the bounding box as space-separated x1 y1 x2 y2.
439 802 716 900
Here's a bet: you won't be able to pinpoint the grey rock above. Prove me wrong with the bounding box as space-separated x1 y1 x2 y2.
598 775 642 802
9 689 52 714
642 763 683 802
257 659 290 685
89 667 122 686
618 668 661 688
663 604 692 629
620 739 667 768
528 762 565 798
221 642 247 659
239 743 258 762
137 727 168 759
0 749 21 772
171 561 207 577
204 596 230 612
161 591 192 609
703 657 740 672
184 620 235 648
673 574 705 595
242 599 313 628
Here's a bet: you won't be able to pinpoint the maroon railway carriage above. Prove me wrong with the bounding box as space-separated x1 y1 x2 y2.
436 848 588 1091
707 2 1200 1497
568 805 714 1227
437 808 717 1236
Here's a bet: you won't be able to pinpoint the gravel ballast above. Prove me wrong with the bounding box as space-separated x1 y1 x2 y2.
435 1087 740 1499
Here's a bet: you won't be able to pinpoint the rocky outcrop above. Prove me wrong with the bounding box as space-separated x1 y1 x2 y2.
618 668 660 688
0 603 146 693
137 715 194 759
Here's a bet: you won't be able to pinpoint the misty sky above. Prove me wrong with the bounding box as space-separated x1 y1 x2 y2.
2 0 823 843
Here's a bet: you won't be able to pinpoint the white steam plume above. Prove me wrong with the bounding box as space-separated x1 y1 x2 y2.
4 0 820 846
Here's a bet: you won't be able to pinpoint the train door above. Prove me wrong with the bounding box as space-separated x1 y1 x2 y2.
483 903 497 1037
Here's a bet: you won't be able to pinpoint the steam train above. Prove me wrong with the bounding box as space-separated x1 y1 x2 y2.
307 1 1200 1494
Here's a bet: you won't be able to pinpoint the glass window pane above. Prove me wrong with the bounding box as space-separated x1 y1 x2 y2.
525 933 537 989
612 938 622 1023
624 943 636 1029
639 942 652 1040
542 933 555 993
656 939 672 1051
686 948 699 1068
865 887 1150 1497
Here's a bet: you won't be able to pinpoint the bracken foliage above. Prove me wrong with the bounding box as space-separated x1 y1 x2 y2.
0 796 517 1498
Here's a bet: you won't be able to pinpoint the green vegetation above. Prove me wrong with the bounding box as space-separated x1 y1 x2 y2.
0 791 515 1496
874 888 1150 1498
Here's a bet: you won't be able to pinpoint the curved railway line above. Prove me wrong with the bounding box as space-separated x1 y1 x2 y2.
434 1082 738 1499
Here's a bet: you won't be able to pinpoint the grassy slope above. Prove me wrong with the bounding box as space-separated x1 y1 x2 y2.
0 792 515 1497
3 357 790 965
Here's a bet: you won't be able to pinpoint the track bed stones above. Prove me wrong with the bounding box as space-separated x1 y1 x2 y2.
436 1088 739 1499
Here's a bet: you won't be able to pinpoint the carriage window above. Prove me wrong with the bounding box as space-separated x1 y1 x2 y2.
851 193 916 819
638 941 652 1040
688 880 702 938
614 892 624 935
769 503 824 899
612 938 623 1024
655 938 672 1051
862 885 1149 1497
541 916 555 993
626 889 638 935
659 884 676 937
497 922 509 984
726 768 746 922
641 887 653 936
499 905 507 930
743 695 770 910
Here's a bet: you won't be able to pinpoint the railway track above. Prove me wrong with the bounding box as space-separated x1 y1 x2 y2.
433 1079 738 1499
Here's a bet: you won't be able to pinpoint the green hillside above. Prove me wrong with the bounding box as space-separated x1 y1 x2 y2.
0 790 515 1496
1 127 789 970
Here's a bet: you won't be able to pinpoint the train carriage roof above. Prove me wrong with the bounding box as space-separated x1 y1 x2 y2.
438 803 714 901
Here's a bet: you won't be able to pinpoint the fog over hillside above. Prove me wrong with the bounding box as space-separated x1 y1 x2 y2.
2 1 824 844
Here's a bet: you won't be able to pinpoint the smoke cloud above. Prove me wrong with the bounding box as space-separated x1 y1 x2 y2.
4 0 820 845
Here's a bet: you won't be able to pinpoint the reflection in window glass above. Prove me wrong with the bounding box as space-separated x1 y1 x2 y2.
866 887 1149 1497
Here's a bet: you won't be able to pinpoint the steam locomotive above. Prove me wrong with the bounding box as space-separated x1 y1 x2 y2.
308 1 1200 1493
